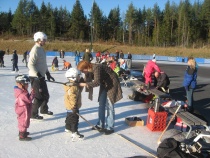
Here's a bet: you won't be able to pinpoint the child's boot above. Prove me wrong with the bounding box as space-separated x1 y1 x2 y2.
19 131 30 136
71 131 84 142
19 132 32 141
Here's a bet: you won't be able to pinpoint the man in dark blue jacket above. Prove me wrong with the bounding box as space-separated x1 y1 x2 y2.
11 50 19 72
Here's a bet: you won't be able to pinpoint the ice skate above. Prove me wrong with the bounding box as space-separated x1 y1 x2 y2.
71 131 84 142
30 115 43 121
19 131 30 136
65 129 72 133
19 132 32 141
40 111 53 117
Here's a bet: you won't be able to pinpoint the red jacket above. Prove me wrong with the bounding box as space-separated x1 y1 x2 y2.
96 52 101 57
144 60 161 84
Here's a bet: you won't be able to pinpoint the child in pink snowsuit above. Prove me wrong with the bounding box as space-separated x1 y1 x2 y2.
143 59 161 87
14 75 35 141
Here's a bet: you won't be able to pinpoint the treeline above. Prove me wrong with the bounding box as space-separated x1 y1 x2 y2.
0 0 210 48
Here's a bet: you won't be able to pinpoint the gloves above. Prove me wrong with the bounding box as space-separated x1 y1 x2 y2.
46 71 55 81
72 108 79 114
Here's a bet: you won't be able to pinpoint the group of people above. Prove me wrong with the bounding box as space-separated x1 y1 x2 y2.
14 31 123 141
14 31 198 142
51 50 83 71
0 49 29 72
142 55 197 113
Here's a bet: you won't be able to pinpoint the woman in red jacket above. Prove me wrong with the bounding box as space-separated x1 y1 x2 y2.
143 59 161 88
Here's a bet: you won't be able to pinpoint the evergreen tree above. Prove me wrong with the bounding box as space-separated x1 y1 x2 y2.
152 3 161 46
125 3 137 44
107 6 121 41
46 3 56 39
68 0 86 40
160 2 178 46
25 0 39 35
11 0 28 35
201 0 210 43
90 1 104 41
39 2 48 33
54 6 71 37
0 9 13 34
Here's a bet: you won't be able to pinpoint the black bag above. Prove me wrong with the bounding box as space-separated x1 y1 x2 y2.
157 138 188 158
128 90 147 101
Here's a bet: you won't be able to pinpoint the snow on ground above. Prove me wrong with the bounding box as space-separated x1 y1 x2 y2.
0 55 184 158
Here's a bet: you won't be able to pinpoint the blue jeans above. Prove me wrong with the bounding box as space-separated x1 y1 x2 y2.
97 89 115 130
186 88 194 111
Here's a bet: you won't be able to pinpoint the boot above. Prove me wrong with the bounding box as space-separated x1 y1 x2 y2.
19 131 30 136
19 132 32 141
71 131 84 142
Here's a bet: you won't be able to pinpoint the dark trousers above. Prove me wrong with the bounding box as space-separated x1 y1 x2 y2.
30 77 49 117
22 58 28 67
65 111 79 133
12 62 19 71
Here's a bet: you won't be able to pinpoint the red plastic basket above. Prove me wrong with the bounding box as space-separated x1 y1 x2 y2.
146 108 167 131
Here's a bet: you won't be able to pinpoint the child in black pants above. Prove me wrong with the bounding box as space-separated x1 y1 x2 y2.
63 68 84 141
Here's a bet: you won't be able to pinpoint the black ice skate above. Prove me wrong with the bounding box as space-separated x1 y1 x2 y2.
30 115 43 121
40 111 53 116
19 132 32 141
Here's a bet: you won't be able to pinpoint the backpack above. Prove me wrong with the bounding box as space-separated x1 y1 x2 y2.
157 138 197 158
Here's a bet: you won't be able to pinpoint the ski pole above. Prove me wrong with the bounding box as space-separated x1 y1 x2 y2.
76 113 99 131
46 80 68 85
117 134 157 158
157 104 181 145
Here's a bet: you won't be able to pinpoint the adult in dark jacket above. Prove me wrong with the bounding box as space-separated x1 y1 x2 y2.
0 50 5 67
115 50 119 62
82 49 93 63
59 50 65 58
22 50 28 67
183 57 197 112
75 50 81 66
77 61 123 135
119 50 124 59
11 50 19 72
52 56 59 71
127 52 132 69
154 71 170 93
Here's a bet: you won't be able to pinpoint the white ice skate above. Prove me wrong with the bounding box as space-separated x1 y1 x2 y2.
65 129 72 133
71 131 84 142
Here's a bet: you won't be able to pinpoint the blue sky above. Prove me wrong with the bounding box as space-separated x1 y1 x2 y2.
0 0 198 16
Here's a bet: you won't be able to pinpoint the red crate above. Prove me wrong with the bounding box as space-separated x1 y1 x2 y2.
146 108 167 131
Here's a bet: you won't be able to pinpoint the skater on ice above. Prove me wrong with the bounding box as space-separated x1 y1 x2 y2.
77 60 123 135
64 68 85 141
28 32 55 120
14 75 35 141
